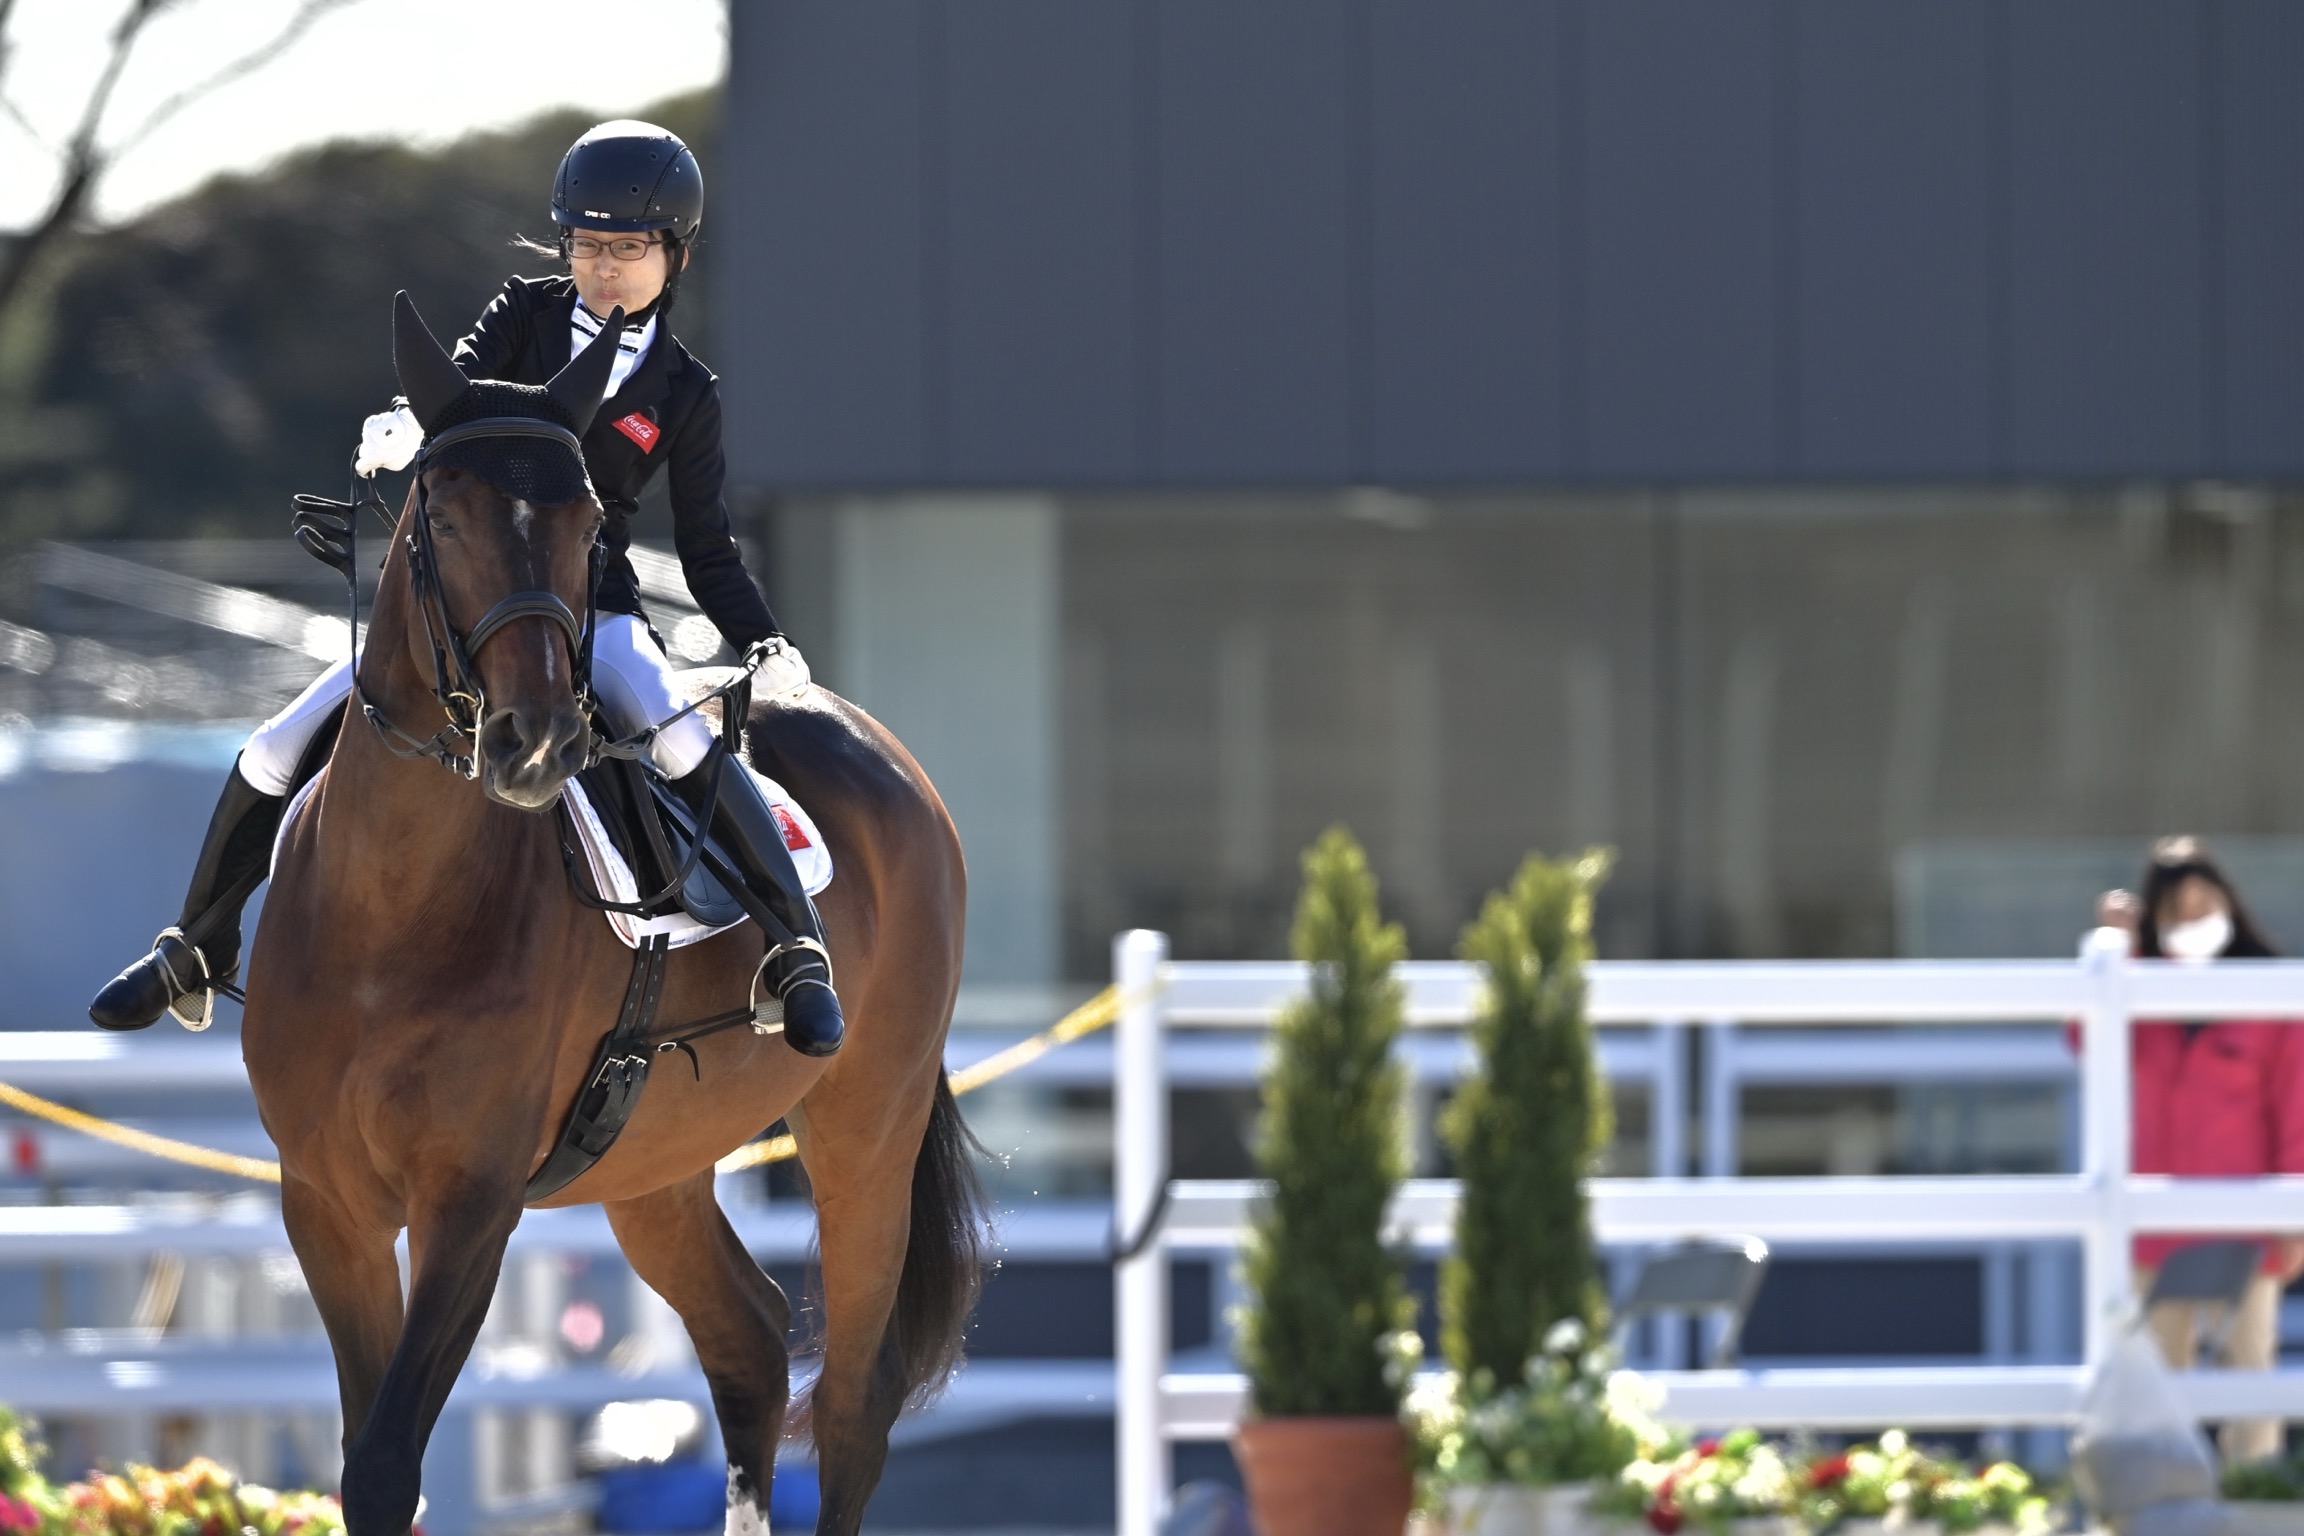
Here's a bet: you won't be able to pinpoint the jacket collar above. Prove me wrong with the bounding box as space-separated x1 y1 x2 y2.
603 325 674 415
549 284 675 418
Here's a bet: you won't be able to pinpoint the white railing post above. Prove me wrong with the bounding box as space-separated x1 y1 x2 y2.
1114 930 1171 1536
1702 1020 1739 1179
2078 926 2135 1367
1650 1019 1687 1178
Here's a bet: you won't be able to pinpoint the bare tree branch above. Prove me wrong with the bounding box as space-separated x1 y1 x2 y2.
110 0 360 161
0 0 23 84
0 1 53 159
0 91 43 150
60 1 171 193
0 0 164 316
0 0 358 321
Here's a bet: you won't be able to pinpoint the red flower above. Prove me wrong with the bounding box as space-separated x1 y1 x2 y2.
1695 1438 1722 1458
1809 1454 1854 1488
1649 1502 1684 1534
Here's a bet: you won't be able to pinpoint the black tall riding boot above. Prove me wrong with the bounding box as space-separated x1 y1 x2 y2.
89 758 284 1032
669 745 845 1057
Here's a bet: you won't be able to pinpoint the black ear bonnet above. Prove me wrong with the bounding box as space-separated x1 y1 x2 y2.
391 290 624 506
418 382 589 505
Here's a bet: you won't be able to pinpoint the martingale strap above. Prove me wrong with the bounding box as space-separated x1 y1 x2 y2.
523 933 672 1203
519 930 782 1204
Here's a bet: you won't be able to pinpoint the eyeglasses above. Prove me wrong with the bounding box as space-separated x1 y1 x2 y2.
564 235 663 262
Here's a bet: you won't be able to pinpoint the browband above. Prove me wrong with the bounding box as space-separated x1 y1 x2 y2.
413 416 587 470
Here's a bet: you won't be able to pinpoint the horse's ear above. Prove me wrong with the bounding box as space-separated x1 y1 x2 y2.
546 305 625 434
393 291 468 430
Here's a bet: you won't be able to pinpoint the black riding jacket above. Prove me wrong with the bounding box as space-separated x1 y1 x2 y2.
451 275 779 650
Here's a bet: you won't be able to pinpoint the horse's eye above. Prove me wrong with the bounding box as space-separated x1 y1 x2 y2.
427 513 455 536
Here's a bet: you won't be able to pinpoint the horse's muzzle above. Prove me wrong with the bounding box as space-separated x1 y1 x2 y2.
476 704 589 810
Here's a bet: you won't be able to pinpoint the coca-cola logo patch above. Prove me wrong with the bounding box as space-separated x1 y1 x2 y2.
612 412 661 452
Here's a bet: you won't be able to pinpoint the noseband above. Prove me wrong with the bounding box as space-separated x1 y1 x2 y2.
356 417 600 781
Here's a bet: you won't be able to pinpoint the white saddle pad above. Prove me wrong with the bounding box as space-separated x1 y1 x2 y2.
274 766 834 952
563 766 834 950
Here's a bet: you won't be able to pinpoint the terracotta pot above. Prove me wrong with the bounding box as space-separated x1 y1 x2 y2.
1234 1416 1415 1536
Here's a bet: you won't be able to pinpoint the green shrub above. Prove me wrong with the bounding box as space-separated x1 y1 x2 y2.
2225 1458 2304 1502
1441 849 1615 1391
1238 827 1414 1418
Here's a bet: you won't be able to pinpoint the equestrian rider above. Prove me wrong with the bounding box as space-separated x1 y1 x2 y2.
86 121 846 1058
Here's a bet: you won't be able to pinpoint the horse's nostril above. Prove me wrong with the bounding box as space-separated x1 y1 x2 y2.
481 707 585 785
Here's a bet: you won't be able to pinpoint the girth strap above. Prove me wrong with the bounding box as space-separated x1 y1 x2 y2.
523 933 671 1204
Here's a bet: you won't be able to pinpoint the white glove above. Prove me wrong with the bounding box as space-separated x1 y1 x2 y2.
355 403 421 477
745 636 812 699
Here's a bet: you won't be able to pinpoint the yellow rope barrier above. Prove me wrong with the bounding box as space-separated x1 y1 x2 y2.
713 983 1125 1172
0 1079 283 1183
0 983 1133 1186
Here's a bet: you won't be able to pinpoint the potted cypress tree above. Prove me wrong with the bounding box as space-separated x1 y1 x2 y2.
1234 827 1417 1536
1428 850 1627 1536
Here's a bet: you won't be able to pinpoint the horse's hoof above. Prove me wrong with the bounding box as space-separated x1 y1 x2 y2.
339 1438 424 1536
780 979 845 1057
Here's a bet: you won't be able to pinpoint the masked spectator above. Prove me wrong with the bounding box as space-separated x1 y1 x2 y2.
2096 836 2304 1463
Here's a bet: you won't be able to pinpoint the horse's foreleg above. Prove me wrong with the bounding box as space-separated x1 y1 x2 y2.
338 1174 523 1536
281 1177 405 1449
604 1173 793 1536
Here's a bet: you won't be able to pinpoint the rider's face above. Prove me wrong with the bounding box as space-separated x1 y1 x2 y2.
568 227 670 317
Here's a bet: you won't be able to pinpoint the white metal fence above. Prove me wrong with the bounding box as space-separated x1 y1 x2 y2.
1110 928 2304 1536
14 936 2304 1536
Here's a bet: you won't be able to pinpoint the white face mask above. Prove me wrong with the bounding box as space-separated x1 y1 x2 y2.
2162 910 2233 963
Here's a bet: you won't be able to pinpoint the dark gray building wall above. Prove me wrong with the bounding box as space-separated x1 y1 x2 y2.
717 0 2304 490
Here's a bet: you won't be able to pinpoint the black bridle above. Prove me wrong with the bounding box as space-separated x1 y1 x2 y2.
293 413 765 787
355 416 601 782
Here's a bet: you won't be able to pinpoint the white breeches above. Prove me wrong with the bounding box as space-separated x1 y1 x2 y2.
237 612 716 795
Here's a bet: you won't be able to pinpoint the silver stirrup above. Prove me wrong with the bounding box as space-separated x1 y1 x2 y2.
748 937 835 1036
154 927 216 1033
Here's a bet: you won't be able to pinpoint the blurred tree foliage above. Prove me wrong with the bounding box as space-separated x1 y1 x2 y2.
0 88 715 548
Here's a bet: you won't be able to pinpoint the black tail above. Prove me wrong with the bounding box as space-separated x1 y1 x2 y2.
885 1074 987 1406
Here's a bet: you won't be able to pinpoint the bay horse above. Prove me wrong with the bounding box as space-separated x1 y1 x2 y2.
241 296 979 1536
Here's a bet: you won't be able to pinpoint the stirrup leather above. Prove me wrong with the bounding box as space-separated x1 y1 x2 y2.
747 937 835 1037
150 928 218 1033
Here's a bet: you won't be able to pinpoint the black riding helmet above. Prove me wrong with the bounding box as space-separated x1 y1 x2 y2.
552 119 702 238
551 120 702 323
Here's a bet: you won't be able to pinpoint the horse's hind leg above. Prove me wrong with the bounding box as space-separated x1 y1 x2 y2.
605 1173 793 1536
281 1177 404 1448
797 1072 981 1536
337 1177 523 1536
792 1115 918 1536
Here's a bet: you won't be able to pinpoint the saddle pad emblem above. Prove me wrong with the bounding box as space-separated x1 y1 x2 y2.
612 412 661 451
773 805 812 851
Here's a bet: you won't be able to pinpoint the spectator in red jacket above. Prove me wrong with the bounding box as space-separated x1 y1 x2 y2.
2097 836 2304 1462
